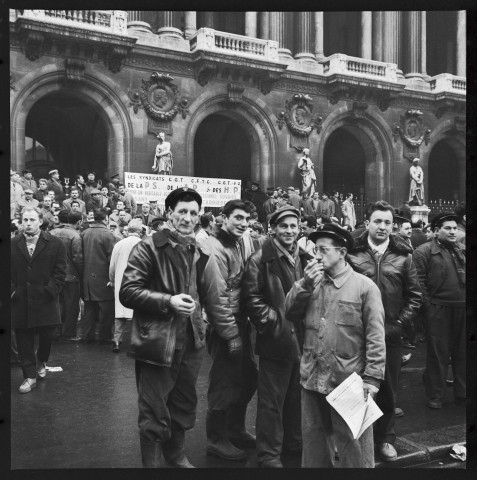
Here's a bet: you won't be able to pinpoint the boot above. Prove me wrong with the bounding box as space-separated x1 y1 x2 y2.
163 423 195 468
206 410 247 461
228 404 256 449
139 437 166 468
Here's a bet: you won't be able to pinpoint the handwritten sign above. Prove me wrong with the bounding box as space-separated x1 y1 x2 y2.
124 172 241 208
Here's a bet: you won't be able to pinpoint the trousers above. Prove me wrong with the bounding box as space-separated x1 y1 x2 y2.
59 282 80 337
207 318 258 412
135 322 203 460
15 326 57 379
113 318 132 344
79 300 114 341
301 387 374 468
256 356 302 463
425 304 466 402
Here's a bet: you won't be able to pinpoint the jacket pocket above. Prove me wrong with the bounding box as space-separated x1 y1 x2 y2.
335 300 362 357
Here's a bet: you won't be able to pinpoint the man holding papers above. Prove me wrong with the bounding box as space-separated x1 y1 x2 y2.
285 223 385 468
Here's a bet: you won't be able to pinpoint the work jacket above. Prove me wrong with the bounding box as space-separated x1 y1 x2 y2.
49 224 83 282
347 231 422 345
285 263 385 394
242 238 311 361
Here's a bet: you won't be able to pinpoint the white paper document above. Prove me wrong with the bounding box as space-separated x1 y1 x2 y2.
326 372 383 440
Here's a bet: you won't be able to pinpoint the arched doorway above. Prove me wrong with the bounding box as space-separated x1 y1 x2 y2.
25 90 108 181
323 129 366 197
194 114 251 185
428 139 462 202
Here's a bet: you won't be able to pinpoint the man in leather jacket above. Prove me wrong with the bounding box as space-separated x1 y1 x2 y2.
119 188 212 468
242 206 311 467
347 200 422 462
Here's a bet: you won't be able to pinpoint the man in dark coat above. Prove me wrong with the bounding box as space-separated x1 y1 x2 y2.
46 169 64 200
243 181 268 224
242 206 311 467
79 207 117 343
11 206 66 393
347 200 422 462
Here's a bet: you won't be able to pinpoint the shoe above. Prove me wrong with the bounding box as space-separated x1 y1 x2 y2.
401 353 412 366
228 404 256 449
377 442 398 462
206 411 247 461
167 453 195 468
19 378 37 394
426 400 442 409
402 341 416 349
394 407 404 417
259 459 283 468
455 397 466 407
229 430 256 449
37 362 47 379
112 342 120 353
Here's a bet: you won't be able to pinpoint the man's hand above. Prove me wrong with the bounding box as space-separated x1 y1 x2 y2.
397 317 415 340
303 258 324 289
363 382 379 401
227 336 243 358
170 294 196 316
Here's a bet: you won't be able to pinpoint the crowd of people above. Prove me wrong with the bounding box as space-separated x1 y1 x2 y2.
11 169 466 469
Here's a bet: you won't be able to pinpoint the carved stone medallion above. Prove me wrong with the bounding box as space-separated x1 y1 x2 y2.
392 110 432 161
140 72 180 122
282 94 322 137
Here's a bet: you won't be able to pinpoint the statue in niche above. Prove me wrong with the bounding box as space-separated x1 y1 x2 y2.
152 131 173 175
297 148 316 196
409 157 424 206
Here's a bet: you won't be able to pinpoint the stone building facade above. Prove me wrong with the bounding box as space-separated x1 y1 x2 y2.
10 10 466 207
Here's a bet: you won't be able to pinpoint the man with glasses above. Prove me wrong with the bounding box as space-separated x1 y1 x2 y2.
285 223 385 467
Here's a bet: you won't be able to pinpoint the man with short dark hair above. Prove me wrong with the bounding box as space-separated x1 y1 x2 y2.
410 218 427 250
202 199 258 461
413 213 465 409
136 202 158 227
83 171 98 204
286 187 301 209
299 191 315 218
243 181 267 223
317 192 335 218
120 188 215 468
285 223 385 468
79 207 117 343
243 206 310 467
298 215 317 254
62 187 86 214
118 183 137 216
347 201 422 462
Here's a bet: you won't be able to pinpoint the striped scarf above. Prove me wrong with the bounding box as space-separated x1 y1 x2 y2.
23 231 41 257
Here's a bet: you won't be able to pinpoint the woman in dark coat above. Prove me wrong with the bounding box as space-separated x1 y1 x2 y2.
11 206 66 393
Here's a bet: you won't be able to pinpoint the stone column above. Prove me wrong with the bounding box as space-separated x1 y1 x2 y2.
360 11 372 59
245 12 258 38
404 11 426 80
127 11 152 34
382 11 404 78
372 11 383 61
184 11 197 39
314 12 324 60
294 11 316 63
456 11 466 77
421 11 427 77
270 12 293 61
157 11 182 38
259 11 270 39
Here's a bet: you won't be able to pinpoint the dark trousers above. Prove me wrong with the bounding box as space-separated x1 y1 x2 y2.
374 339 402 445
15 326 57 379
207 319 258 412
79 300 114 341
425 304 466 402
59 282 80 337
256 356 302 463
135 323 203 460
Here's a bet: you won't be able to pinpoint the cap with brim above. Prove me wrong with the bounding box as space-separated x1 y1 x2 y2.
309 223 354 250
165 187 202 211
394 214 409 225
49 169 59 176
111 174 119 179
269 206 300 226
109 221 118 227
430 212 458 230
87 171 96 176
24 189 34 194
90 188 102 195
251 181 260 186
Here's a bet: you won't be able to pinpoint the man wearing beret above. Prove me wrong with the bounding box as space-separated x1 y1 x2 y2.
46 169 64 199
347 200 422 462
120 188 215 468
412 213 466 409
201 199 258 461
242 207 312 467
285 223 385 467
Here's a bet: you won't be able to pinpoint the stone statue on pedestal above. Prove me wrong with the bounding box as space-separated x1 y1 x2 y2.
297 148 316 196
152 131 173 175
409 157 424 206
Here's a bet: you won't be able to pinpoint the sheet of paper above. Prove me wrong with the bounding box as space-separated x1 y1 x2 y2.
326 372 383 440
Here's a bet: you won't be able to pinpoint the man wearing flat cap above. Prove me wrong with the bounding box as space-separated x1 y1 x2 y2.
46 169 64 199
242 206 311 467
120 187 217 468
15 188 39 219
412 212 465 410
83 171 98 204
285 223 386 467
347 200 422 462
18 169 38 195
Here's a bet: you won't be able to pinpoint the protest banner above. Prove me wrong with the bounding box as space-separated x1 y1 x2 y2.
124 172 242 208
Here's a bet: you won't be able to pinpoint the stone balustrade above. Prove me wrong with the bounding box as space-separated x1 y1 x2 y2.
428 73 466 94
321 53 398 82
189 28 279 61
13 9 128 35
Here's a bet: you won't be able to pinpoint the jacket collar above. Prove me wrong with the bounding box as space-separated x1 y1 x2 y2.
261 237 309 263
323 262 353 289
213 228 238 248
350 230 413 255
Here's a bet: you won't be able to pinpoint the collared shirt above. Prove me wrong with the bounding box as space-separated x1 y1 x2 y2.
273 237 298 267
23 230 41 256
367 236 389 255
